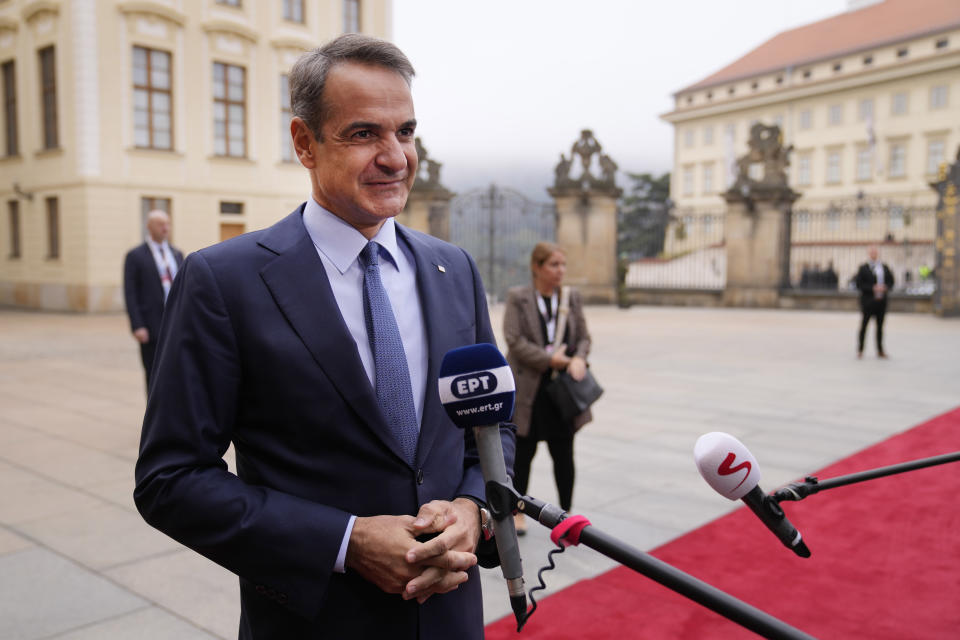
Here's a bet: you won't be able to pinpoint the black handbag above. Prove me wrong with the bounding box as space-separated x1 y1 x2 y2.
544 286 603 423
545 369 603 423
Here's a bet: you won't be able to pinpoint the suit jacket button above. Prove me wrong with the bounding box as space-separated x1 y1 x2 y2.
416 468 424 484
277 593 288 604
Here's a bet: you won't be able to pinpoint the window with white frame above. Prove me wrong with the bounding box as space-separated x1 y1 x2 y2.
858 98 874 122
888 142 906 178
798 109 812 130
889 205 904 230
702 163 713 194
891 92 908 115
796 152 811 186
826 149 842 183
930 85 948 109
213 62 246 157
682 167 694 196
926 139 945 174
684 129 694 148
702 125 713 146
856 147 872 181
828 104 843 125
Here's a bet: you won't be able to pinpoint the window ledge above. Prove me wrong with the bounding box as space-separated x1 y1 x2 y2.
127 147 183 157
209 154 255 164
0 154 23 163
34 147 63 158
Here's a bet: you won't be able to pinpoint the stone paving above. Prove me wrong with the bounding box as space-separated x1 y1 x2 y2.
1 305 958 638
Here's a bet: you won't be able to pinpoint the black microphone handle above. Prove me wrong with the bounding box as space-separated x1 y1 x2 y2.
742 486 811 558
472 425 528 624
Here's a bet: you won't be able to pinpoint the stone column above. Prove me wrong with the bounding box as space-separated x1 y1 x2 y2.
722 186 799 307
396 137 453 239
548 130 622 304
930 148 960 317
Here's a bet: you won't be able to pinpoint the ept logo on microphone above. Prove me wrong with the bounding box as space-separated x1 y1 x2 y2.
438 344 515 429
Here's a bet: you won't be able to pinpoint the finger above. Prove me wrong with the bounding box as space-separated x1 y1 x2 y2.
402 566 444 600
412 548 477 572
412 508 456 533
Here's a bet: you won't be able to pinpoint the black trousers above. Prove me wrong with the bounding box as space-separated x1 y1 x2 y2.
858 299 887 354
513 434 575 512
139 340 157 393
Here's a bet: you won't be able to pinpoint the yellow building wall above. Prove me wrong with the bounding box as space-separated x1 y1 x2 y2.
0 0 393 311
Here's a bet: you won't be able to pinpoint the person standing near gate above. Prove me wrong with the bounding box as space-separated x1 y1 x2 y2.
503 242 593 534
855 244 894 359
123 209 183 390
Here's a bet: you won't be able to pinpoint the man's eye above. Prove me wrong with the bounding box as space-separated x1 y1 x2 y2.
353 130 372 139
398 127 415 138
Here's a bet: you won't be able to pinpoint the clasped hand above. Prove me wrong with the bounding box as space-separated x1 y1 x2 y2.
346 497 480 604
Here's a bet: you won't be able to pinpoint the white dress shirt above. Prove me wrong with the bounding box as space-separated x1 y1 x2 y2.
301 197 429 573
145 237 179 300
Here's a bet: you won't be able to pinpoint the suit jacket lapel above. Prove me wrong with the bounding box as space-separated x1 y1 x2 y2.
397 226 457 466
257 209 412 466
522 287 546 348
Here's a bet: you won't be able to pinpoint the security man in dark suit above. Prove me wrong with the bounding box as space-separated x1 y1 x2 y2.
855 245 894 359
123 209 183 389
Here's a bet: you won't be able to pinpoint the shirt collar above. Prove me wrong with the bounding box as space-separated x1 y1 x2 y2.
145 236 168 252
302 197 401 275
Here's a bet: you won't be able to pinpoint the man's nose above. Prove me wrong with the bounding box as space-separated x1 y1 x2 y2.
376 136 410 174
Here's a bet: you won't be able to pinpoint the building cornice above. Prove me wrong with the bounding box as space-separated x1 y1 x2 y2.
662 50 960 123
679 22 960 96
117 1 187 27
269 35 315 52
0 17 19 32
202 19 259 43
21 0 59 22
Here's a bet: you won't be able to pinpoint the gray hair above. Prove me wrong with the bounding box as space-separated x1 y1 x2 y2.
289 34 415 140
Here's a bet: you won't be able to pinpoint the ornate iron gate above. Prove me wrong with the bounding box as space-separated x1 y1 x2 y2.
450 185 555 302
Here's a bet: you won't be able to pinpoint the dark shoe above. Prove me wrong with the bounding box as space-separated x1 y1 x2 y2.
857 350 863 359
878 352 888 359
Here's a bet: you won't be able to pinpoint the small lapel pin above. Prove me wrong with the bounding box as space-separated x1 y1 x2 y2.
437 265 446 273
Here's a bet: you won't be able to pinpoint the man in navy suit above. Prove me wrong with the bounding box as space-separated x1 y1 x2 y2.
134 34 514 639
123 209 183 390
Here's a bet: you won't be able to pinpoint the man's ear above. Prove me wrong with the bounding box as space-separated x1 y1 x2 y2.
291 117 317 168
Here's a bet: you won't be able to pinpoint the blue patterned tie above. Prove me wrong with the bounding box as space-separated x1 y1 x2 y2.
360 241 419 464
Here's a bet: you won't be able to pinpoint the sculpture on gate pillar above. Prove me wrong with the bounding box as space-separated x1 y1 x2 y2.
401 137 453 239
551 129 622 195
727 124 798 209
547 129 622 303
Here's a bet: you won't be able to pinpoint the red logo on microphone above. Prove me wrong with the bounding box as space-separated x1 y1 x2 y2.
717 452 751 491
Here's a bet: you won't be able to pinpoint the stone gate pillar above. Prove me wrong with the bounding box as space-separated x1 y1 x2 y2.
548 130 622 304
722 124 800 307
930 147 960 317
397 137 453 240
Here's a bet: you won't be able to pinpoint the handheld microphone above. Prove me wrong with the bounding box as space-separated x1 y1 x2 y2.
694 432 811 558
438 343 527 626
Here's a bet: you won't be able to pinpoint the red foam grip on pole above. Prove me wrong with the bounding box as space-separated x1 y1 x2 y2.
550 515 592 547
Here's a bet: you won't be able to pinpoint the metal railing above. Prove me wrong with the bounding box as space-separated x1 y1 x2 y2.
625 209 726 290
789 202 936 295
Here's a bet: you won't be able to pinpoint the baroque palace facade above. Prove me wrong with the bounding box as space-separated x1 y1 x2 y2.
661 0 960 257
0 0 391 311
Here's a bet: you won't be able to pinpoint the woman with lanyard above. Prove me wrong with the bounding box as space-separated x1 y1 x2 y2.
503 242 593 534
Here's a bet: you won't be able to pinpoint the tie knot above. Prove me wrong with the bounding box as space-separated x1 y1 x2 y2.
361 241 380 268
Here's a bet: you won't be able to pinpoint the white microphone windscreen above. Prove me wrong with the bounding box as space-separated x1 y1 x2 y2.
694 432 761 500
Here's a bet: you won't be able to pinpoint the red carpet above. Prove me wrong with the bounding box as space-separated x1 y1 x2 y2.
485 407 960 639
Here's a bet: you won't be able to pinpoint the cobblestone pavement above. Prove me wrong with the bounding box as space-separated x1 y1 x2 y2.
1 306 957 638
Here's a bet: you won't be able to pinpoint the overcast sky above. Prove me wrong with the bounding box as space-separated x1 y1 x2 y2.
392 0 849 199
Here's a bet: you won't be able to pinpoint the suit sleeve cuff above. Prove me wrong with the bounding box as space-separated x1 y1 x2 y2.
334 515 356 574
